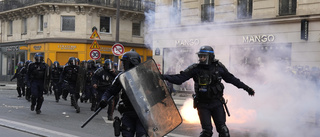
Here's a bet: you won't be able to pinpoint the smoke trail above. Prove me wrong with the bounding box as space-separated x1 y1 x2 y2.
144 3 320 137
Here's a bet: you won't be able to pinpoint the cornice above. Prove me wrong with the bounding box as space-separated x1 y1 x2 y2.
0 3 145 22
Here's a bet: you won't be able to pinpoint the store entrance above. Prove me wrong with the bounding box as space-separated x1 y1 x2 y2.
229 43 291 78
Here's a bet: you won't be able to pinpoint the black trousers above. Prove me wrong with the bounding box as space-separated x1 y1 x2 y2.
197 100 227 134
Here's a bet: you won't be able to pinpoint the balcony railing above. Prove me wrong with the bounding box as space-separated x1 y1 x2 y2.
0 0 155 12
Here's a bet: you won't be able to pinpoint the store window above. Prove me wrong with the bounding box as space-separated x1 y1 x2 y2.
100 16 111 33
1 48 26 76
237 0 252 19
61 16 75 31
201 0 214 22
132 22 141 36
279 0 296 16
39 15 44 32
229 44 291 79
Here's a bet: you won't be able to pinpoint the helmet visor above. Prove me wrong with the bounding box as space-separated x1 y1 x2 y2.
197 53 209 65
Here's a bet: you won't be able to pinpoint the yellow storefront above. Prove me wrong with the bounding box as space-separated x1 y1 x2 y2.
28 42 152 66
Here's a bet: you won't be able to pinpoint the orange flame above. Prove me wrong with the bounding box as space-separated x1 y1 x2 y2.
180 98 257 124
180 98 200 123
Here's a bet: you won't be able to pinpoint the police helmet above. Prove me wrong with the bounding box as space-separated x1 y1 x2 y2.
53 61 60 68
87 60 95 69
17 61 24 68
95 63 102 68
34 53 44 63
68 57 77 66
75 58 80 66
196 46 215 65
103 59 113 70
121 49 141 70
25 60 32 67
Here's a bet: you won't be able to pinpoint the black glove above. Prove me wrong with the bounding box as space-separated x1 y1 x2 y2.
245 87 255 96
99 100 108 108
160 74 168 80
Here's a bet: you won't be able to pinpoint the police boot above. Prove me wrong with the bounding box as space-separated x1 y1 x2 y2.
35 97 44 114
71 94 80 113
26 88 31 102
199 129 213 137
17 87 22 97
217 125 230 137
90 97 96 111
30 96 36 111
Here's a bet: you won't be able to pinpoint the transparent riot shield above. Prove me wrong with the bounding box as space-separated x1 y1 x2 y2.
76 61 87 94
119 59 182 137
44 58 52 93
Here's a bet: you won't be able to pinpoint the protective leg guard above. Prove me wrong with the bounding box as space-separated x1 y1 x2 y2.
17 87 22 97
30 96 36 111
36 97 44 111
217 125 230 137
199 129 213 137
71 94 80 113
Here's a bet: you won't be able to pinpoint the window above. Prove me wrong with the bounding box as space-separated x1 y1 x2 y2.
201 0 214 22
8 20 13 35
237 0 252 19
39 15 43 32
279 0 296 16
132 22 141 36
100 16 111 33
171 0 181 24
61 16 75 31
22 18 27 34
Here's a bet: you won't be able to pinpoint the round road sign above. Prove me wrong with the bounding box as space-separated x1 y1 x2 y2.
112 43 125 56
90 49 101 60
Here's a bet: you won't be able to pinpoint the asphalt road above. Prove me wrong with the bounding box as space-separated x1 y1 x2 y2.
0 83 199 137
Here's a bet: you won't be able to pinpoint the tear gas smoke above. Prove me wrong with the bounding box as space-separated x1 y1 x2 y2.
144 3 320 137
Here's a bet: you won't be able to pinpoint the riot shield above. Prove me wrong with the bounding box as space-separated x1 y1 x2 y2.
76 61 87 94
44 58 52 93
119 59 182 137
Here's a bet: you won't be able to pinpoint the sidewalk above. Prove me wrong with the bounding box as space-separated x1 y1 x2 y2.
0 81 16 90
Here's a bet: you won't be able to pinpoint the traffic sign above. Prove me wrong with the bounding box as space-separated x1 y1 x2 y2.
90 30 101 39
112 43 125 56
90 40 100 49
89 49 101 60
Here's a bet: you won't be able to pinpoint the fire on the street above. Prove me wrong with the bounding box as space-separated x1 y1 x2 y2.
180 98 257 124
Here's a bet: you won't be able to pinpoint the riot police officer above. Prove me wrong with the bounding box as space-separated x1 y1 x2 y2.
99 50 148 136
26 53 48 114
93 59 118 118
24 60 32 101
80 59 98 111
11 61 26 97
59 57 81 113
50 61 63 102
163 46 255 137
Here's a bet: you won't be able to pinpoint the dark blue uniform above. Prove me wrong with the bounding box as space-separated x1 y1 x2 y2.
11 66 26 97
82 67 96 111
101 73 146 137
50 66 63 102
163 60 252 137
60 64 81 113
92 67 118 117
26 62 48 114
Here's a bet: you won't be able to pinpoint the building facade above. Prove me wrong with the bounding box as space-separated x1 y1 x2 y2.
152 0 320 85
0 0 154 81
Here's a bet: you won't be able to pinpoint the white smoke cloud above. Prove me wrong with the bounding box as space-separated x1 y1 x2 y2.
144 3 320 137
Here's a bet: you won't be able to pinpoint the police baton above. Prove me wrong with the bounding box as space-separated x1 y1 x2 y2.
81 95 114 128
81 107 102 128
